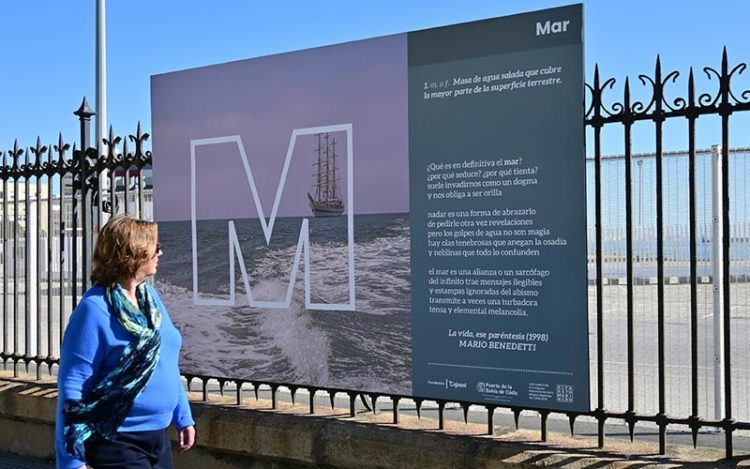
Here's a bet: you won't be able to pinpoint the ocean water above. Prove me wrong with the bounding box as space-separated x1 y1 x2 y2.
156 213 412 395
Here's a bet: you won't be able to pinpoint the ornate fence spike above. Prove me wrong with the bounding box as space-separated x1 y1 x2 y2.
585 63 618 122
678 67 696 115
53 133 70 172
615 76 630 117
722 48 750 106
9 140 23 176
65 142 77 172
130 122 151 168
73 96 95 119
30 137 48 175
103 125 122 162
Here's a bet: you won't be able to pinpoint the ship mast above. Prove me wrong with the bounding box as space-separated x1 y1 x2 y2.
308 132 344 216
331 137 337 201
314 133 323 202
323 133 331 202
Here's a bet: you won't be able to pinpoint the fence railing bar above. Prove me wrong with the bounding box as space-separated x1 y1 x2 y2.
585 146 750 162
686 68 701 447
34 144 43 370
74 101 94 297
650 55 668 455
588 102 736 127
46 147 53 364
719 48 734 459
138 167 145 220
13 156 20 377
70 160 79 311
622 78 637 441
24 146 32 367
591 65 608 449
124 156 131 216
58 162 66 355
108 147 116 217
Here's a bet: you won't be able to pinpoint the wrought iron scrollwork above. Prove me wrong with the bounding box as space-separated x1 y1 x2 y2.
585 65 618 122
636 56 684 115
700 48 749 108
587 48 748 122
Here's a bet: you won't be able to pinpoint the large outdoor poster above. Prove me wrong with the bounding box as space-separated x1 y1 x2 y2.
151 5 588 412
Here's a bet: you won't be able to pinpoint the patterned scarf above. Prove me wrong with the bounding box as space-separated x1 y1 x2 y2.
63 283 162 460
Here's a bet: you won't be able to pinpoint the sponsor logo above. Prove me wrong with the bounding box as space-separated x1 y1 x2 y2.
475 381 517 397
556 384 574 403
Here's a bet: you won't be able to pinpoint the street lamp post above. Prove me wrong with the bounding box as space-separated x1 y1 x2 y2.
96 0 110 231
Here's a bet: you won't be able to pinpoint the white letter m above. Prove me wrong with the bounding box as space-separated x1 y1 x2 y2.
190 124 355 311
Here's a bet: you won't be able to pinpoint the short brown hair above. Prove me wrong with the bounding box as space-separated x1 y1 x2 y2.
90 215 158 287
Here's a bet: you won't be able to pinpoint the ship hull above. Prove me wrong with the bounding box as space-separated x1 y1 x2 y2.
308 193 344 217
311 205 345 217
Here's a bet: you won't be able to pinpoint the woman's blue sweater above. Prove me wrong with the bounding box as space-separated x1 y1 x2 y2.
55 284 194 469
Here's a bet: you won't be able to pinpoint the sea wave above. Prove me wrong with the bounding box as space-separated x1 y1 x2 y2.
157 280 330 384
157 214 413 393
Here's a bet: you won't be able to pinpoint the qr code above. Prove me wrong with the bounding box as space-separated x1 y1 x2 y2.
556 385 574 403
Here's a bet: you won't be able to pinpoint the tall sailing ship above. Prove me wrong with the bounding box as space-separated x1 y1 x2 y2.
307 133 344 217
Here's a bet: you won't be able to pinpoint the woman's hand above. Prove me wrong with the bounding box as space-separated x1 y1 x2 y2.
178 425 196 453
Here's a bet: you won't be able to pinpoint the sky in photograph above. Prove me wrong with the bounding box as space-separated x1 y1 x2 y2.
151 33 408 220
1 1 749 158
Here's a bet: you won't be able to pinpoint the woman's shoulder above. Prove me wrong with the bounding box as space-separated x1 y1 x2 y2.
144 283 174 322
144 283 166 306
71 285 111 323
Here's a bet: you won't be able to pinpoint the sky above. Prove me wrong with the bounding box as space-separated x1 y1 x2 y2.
1 0 749 157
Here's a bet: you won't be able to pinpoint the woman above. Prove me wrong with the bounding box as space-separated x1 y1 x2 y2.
55 216 195 469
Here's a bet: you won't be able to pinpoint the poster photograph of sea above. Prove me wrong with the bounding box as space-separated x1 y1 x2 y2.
151 34 413 394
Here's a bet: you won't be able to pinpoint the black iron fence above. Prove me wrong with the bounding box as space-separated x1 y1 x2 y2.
1 49 749 459
0 98 152 374
587 48 750 457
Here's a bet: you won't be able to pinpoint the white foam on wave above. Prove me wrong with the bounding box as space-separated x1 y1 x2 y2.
158 226 411 388
157 279 331 384
156 281 271 376
248 232 411 316
249 280 331 383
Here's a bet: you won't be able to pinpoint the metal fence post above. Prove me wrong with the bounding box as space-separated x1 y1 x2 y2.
711 144 724 422
74 98 95 299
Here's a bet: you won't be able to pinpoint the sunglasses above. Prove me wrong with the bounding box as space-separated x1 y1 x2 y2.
155 243 162 255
